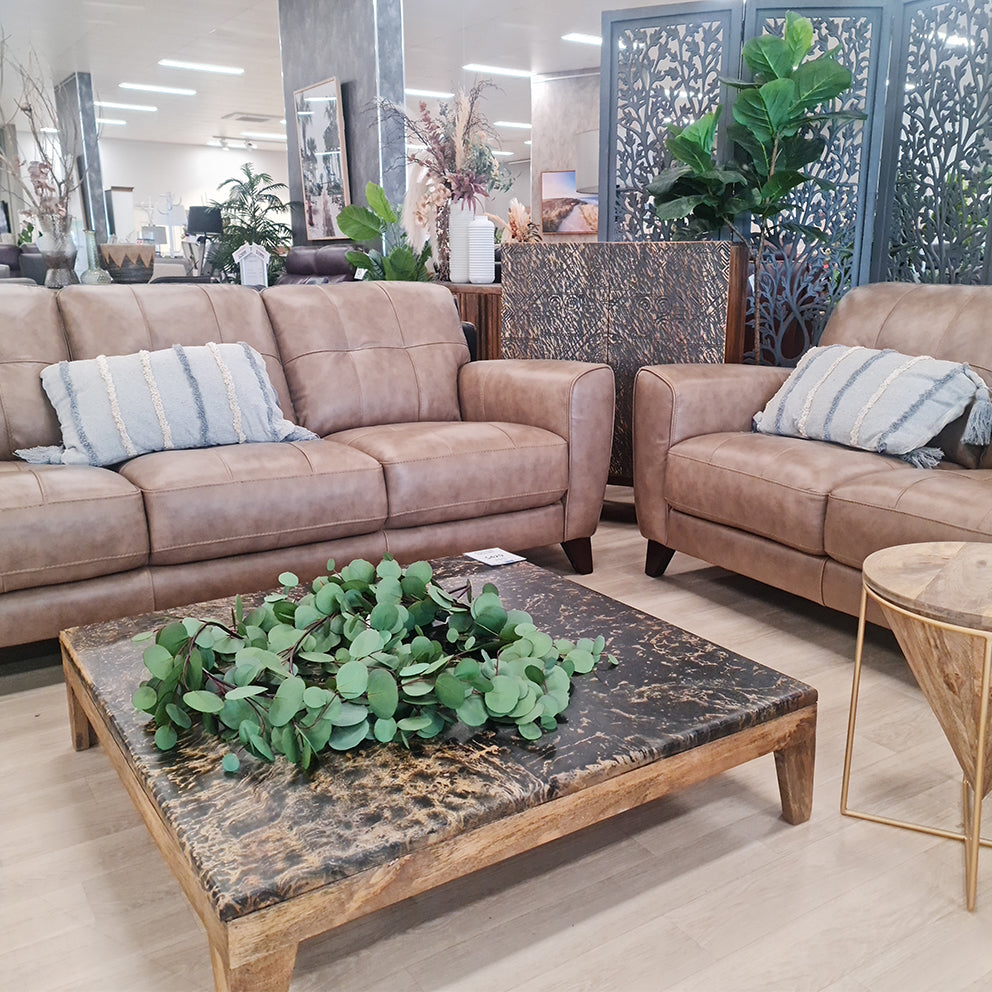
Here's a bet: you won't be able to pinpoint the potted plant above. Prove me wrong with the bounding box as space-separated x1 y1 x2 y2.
646 12 865 362
337 181 432 281
208 163 293 284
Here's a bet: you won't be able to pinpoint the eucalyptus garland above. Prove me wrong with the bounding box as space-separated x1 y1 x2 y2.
132 556 618 772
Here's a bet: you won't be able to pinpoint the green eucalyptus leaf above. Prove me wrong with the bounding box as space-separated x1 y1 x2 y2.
268 675 306 727
456 694 489 727
374 716 398 742
143 643 175 680
154 724 178 750
336 659 370 698
157 621 189 654
302 685 331 709
517 721 542 741
329 720 370 750
226 685 267 701
435 671 468 709
221 752 240 774
334 702 369 727
367 669 399 718
165 702 193 730
183 690 225 714
132 685 157 712
349 628 382 659
485 675 519 716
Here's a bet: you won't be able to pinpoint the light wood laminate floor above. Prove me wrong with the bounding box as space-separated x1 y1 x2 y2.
3 513 991 991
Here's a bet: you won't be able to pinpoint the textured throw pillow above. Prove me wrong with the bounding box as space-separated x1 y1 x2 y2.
753 344 992 468
16 342 317 467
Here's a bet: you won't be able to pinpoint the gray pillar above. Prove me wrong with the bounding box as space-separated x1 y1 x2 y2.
0 124 27 236
54 72 109 242
278 0 405 244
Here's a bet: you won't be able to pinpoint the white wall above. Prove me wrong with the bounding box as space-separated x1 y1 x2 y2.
485 161 531 224
97 138 290 241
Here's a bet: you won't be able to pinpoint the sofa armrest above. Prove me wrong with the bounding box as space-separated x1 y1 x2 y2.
459 360 615 541
633 363 789 545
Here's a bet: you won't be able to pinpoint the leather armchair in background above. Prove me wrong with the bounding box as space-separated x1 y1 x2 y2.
276 245 356 285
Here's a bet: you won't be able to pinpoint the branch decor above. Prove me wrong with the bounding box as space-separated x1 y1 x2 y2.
132 556 618 772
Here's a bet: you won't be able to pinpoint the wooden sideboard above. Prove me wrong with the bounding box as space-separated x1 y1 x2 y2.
444 282 502 361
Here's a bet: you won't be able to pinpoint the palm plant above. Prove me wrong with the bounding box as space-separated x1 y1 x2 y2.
208 163 293 283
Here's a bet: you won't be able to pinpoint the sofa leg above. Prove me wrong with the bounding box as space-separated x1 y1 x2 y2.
645 540 676 577
561 537 593 575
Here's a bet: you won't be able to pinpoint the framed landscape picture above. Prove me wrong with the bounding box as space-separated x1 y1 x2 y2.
294 76 351 240
541 171 598 235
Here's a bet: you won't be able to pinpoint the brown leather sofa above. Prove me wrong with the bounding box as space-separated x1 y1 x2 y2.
0 281 614 648
633 282 992 621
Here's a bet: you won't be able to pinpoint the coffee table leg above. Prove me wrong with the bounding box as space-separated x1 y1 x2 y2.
210 941 298 992
63 658 97 751
773 706 816 824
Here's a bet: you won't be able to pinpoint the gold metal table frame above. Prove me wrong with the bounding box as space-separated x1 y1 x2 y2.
841 581 992 911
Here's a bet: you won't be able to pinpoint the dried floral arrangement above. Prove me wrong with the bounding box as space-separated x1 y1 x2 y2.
0 33 81 238
132 556 618 773
489 198 542 244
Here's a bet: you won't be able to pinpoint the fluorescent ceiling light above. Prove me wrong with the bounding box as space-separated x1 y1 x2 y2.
304 96 337 103
96 117 126 125
492 150 514 157
494 120 531 129
405 87 455 99
407 143 428 151
279 118 286 125
158 58 244 75
240 131 286 141
120 82 196 95
463 62 533 79
95 100 156 112
524 139 532 146
562 32 602 45
39 127 59 134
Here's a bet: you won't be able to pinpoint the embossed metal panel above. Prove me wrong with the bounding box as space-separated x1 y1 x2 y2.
501 241 746 484
600 1 743 243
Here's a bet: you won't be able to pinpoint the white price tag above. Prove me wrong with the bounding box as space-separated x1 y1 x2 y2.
464 548 526 567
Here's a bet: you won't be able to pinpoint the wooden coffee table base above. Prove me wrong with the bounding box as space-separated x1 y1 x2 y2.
65 655 814 992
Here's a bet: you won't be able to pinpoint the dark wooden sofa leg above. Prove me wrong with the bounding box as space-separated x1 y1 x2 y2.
561 537 593 575
645 540 676 577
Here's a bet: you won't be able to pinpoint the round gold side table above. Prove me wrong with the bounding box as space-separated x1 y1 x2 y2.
841 541 992 911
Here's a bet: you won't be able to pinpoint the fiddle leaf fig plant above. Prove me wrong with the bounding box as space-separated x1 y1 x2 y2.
646 11 866 361
132 555 618 772
337 181 432 281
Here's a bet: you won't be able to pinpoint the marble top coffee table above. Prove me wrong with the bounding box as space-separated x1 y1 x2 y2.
61 560 817 992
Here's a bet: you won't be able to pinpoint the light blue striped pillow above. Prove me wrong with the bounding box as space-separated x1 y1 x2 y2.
753 345 992 468
16 342 317 467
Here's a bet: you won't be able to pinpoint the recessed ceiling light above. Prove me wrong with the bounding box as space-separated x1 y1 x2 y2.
158 59 244 75
462 63 533 79
120 82 196 95
494 120 531 129
562 32 603 45
405 87 455 99
95 100 157 112
240 131 286 141
96 117 126 125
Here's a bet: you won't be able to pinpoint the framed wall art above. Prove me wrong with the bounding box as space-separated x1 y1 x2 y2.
294 76 351 240
540 170 598 235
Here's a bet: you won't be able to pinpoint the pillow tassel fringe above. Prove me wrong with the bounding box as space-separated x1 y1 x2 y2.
14 445 66 464
901 446 944 469
962 390 992 446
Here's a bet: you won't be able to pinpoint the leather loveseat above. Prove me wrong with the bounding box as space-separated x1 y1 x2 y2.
0 281 614 648
633 282 992 621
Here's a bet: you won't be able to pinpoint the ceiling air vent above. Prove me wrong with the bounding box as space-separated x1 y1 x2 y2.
222 112 278 123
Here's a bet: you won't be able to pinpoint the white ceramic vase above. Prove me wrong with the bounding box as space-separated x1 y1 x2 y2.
447 199 477 283
468 216 496 284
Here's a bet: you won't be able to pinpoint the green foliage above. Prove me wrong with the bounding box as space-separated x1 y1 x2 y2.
17 220 35 247
646 11 865 240
207 162 293 284
337 181 432 281
132 555 618 772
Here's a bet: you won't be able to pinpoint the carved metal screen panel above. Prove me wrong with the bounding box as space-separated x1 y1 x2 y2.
746 3 889 363
874 0 992 284
600 1 743 243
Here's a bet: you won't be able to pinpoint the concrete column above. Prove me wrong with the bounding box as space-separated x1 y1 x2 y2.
278 0 405 244
54 71 109 241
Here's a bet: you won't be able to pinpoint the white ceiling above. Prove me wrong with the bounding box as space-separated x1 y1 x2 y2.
0 0 662 162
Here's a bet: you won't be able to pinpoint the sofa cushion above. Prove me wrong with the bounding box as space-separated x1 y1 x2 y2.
328 421 568 529
0 463 148 593
56 284 298 419
665 432 906 555
263 282 470 436
119 440 386 566
825 467 992 569
0 286 70 458
753 344 991 468
18 342 316 467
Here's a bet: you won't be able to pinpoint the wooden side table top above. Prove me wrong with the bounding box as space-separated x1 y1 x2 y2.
863 541 992 632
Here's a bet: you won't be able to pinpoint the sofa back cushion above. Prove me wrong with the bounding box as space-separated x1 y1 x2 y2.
262 282 470 436
56 284 298 418
822 283 992 386
0 286 69 459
